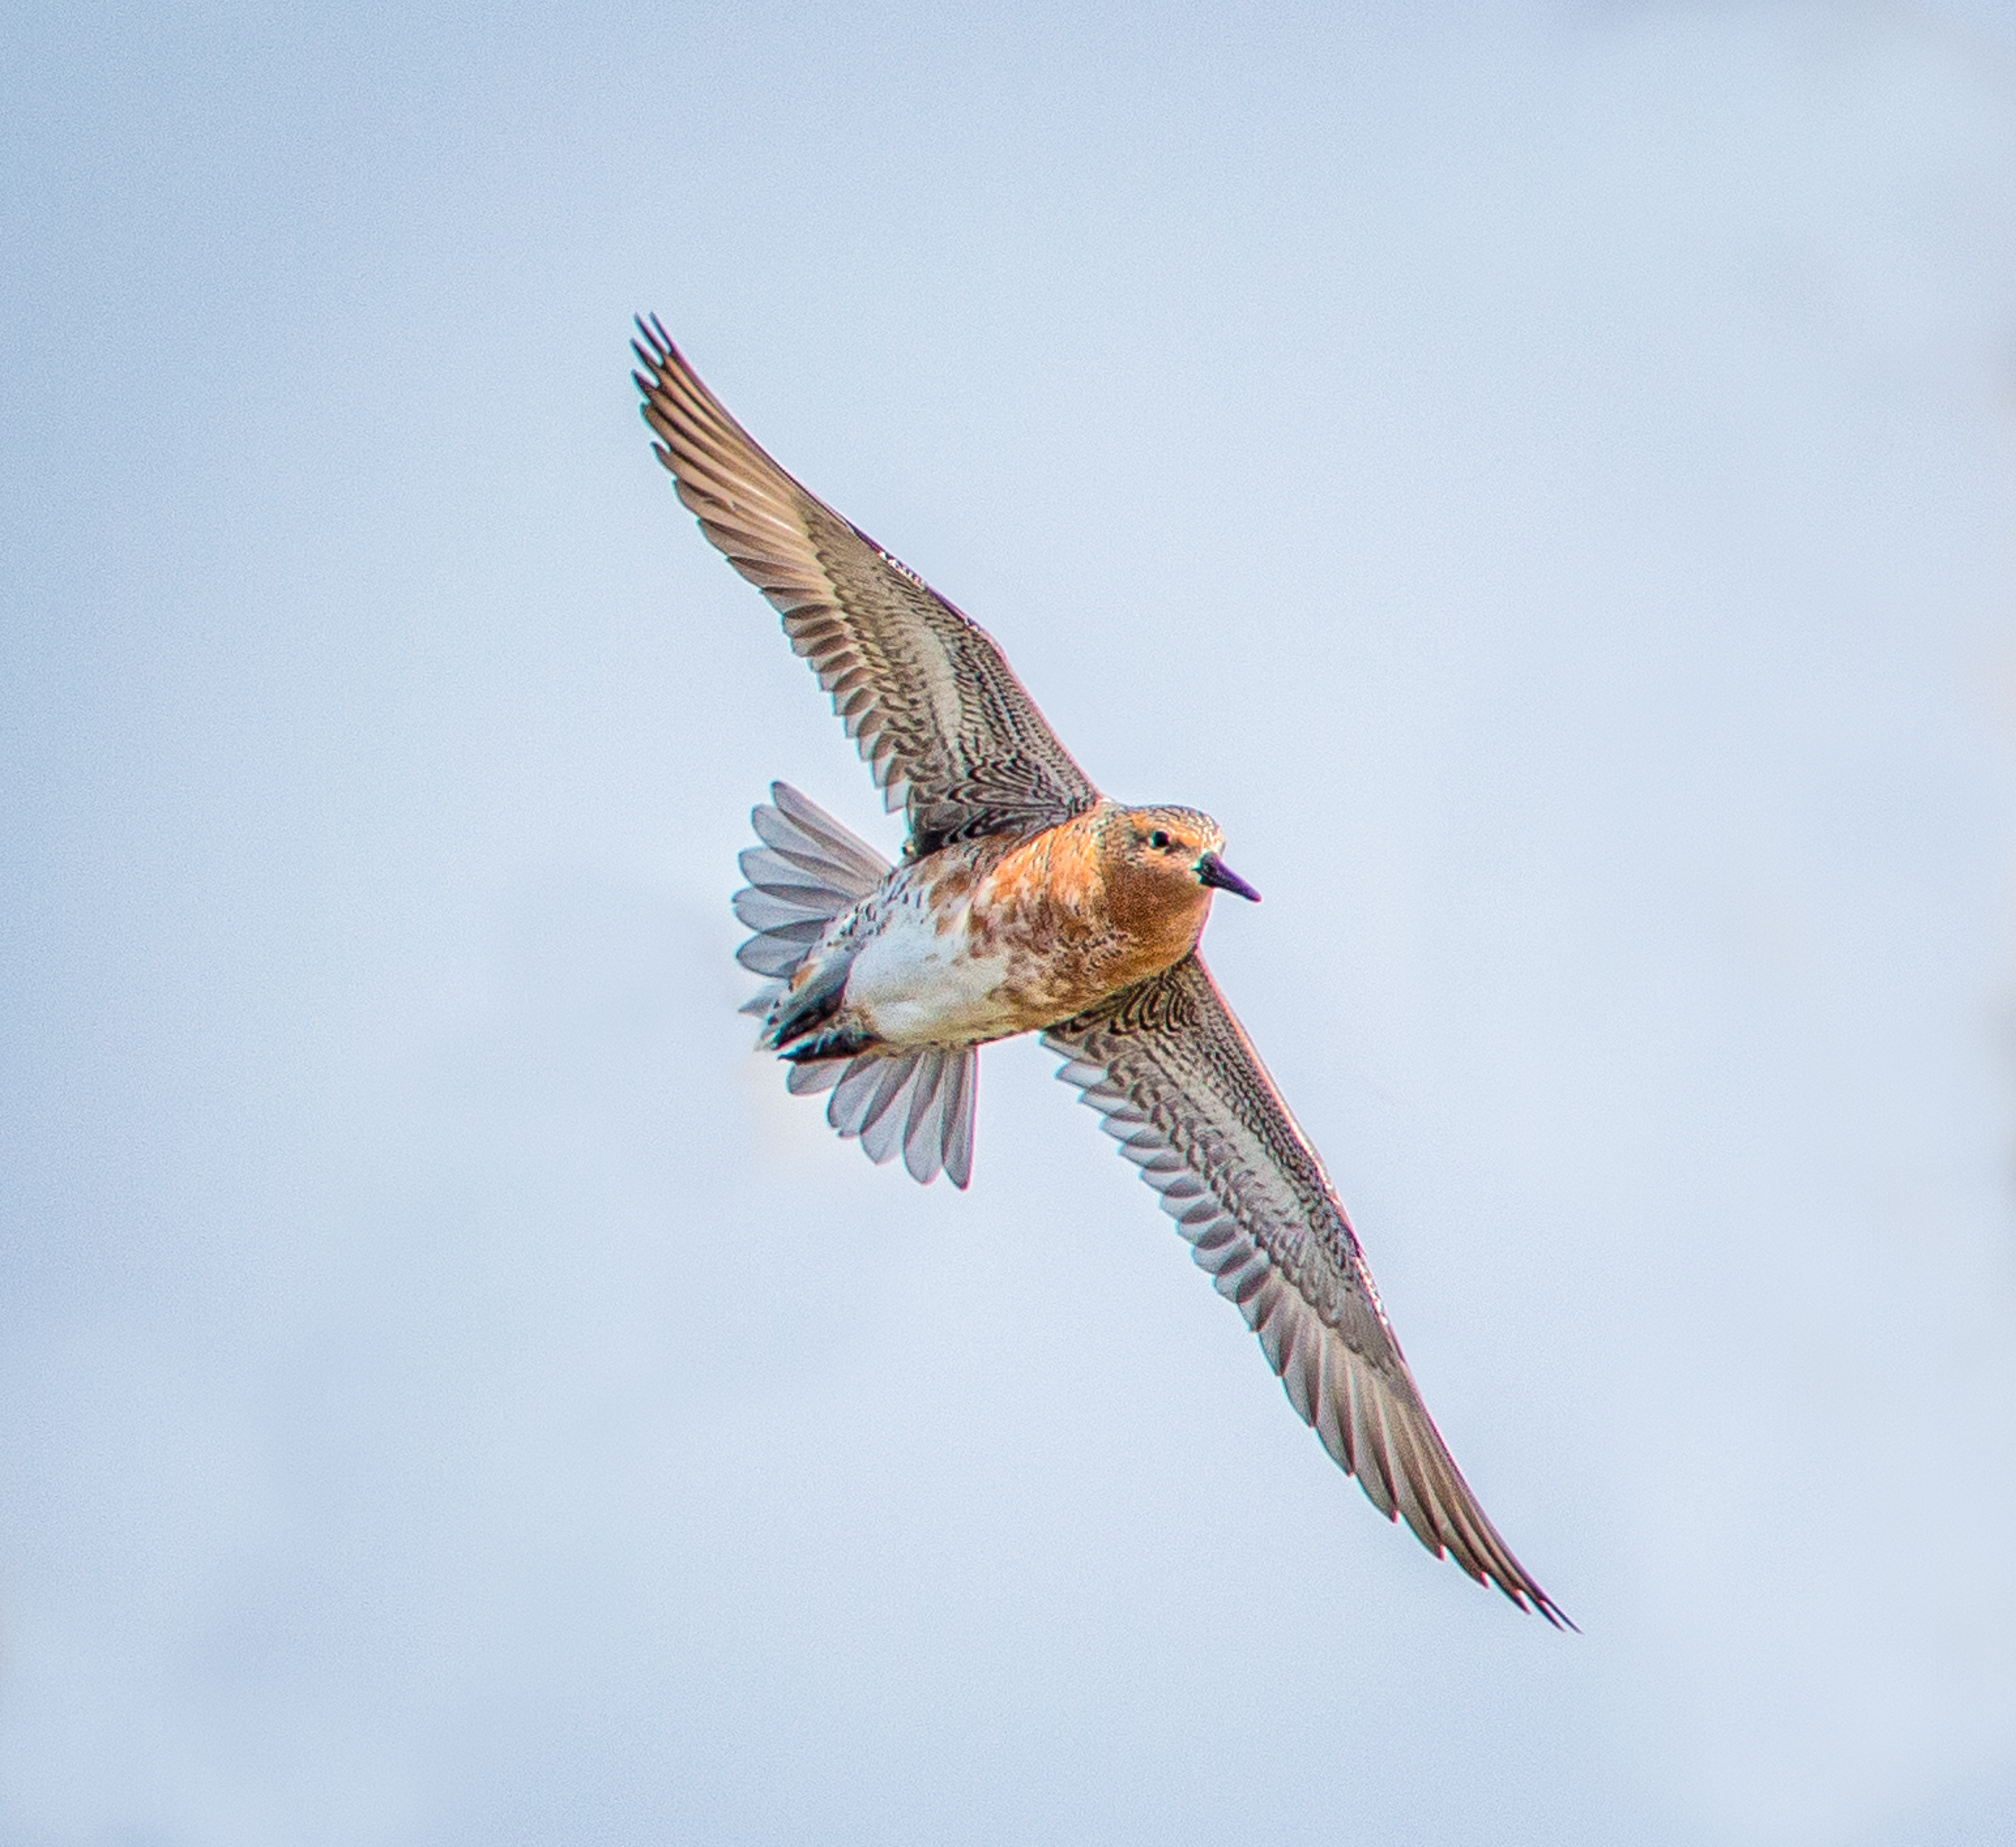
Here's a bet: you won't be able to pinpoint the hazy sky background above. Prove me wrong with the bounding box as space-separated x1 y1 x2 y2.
6 3 2016 1843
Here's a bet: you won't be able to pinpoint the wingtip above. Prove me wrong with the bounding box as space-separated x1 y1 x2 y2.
1532 1592 1579 1633
632 312 683 374
1503 1577 1577 1631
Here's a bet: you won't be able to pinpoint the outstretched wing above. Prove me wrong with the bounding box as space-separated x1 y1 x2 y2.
634 318 1100 855
1043 955 1568 1624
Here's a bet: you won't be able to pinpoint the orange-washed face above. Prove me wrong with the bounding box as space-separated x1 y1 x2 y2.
1102 805 1261 902
1095 804 1262 968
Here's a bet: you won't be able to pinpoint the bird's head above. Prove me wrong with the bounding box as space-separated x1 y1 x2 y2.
1099 805 1262 909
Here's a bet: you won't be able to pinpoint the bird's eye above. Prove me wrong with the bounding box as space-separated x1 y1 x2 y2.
1149 830 1171 850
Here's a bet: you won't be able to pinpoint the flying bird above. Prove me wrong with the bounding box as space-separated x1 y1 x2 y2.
633 317 1567 1625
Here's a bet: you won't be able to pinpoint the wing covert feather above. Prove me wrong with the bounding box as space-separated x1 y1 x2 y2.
633 318 1099 854
1043 955 1568 1625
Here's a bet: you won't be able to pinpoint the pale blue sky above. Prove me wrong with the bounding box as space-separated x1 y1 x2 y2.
5 4 2016 1843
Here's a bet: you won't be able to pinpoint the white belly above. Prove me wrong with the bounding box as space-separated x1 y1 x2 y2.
842 899 1022 1046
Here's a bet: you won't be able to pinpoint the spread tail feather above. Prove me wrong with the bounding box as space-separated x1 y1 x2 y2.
733 781 891 1013
825 1044 977 1188
733 784 977 1187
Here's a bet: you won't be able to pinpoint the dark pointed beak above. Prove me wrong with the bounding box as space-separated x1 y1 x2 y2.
1197 852 1261 902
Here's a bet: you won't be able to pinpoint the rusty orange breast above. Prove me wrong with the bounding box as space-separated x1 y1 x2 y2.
968 813 1106 952
1098 844 1213 983
960 806 1210 1025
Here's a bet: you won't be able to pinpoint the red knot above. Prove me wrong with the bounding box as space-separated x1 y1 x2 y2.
635 317 1569 1627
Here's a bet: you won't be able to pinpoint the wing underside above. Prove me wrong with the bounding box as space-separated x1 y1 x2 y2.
1045 955 1568 1625
634 318 1100 855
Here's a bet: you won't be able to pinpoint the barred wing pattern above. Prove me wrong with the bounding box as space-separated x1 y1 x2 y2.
634 318 1100 855
1043 955 1568 1624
